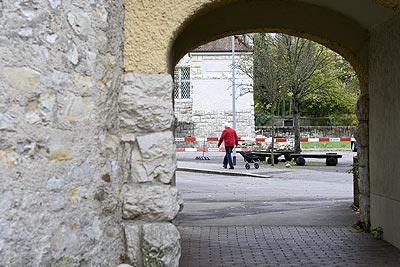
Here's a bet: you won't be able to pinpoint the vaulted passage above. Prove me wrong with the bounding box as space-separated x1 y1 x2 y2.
122 0 400 264
2 0 400 266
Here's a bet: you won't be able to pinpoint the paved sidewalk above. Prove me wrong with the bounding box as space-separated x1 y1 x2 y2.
176 152 400 266
179 225 400 267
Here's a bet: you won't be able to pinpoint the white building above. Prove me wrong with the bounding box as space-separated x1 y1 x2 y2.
174 36 255 140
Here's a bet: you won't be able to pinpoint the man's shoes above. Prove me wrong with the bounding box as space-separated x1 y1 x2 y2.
223 165 227 169
229 166 234 169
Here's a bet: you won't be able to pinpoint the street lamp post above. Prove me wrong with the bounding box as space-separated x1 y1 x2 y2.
232 36 237 165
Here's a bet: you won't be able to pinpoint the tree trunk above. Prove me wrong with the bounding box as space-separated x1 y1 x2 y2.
292 98 301 153
283 98 286 117
270 106 275 166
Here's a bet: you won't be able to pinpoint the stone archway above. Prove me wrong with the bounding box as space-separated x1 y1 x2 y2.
167 0 370 227
121 0 400 264
2 0 399 266
120 1 371 265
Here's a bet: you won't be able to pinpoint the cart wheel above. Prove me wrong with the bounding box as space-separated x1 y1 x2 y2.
326 157 337 166
296 156 306 166
245 163 250 169
254 162 259 169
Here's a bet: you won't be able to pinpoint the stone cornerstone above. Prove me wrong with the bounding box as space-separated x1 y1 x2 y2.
115 73 183 266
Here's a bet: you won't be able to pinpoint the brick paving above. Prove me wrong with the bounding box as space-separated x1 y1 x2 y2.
179 226 400 267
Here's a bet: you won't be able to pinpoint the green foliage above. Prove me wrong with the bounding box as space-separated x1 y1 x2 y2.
354 220 368 231
347 161 360 178
299 51 360 125
300 141 350 149
236 33 360 128
354 221 383 240
371 227 384 240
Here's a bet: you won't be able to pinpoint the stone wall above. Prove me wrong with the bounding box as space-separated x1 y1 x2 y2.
0 1 125 266
193 110 255 138
174 99 193 124
174 109 254 145
175 122 195 139
369 13 400 248
257 126 356 138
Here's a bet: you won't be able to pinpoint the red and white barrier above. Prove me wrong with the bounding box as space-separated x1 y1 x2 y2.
175 137 353 152
175 137 352 143
176 147 252 152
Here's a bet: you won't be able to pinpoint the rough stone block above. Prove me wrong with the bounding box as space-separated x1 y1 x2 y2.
63 93 95 123
359 194 371 225
67 7 91 36
0 111 17 130
50 225 80 260
359 166 370 195
124 222 180 267
354 122 369 147
25 92 56 125
134 131 176 184
122 185 183 221
49 0 61 9
357 146 369 168
2 67 40 91
124 224 141 266
142 223 181 267
120 74 174 133
0 149 19 167
356 94 369 122
120 131 176 184
48 131 74 161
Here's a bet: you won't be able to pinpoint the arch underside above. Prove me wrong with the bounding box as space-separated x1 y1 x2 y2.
170 0 369 93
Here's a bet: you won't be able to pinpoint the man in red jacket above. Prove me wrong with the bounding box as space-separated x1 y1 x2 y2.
217 122 239 169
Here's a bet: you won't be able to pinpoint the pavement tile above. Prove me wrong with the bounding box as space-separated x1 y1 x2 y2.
177 153 400 266
179 226 400 267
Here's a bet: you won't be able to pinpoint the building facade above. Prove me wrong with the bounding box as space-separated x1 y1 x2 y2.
174 37 255 141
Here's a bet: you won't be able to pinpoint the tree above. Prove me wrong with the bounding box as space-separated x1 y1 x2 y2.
272 34 344 153
299 52 360 125
236 33 359 154
236 34 287 125
236 34 287 164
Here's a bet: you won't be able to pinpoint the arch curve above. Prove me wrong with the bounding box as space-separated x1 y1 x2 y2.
169 0 369 93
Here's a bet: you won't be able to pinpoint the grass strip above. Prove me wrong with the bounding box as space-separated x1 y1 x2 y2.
301 141 350 149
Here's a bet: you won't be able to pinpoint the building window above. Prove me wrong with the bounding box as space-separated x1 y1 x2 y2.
174 67 191 99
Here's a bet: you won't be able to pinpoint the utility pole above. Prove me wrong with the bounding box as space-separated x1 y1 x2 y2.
232 35 237 165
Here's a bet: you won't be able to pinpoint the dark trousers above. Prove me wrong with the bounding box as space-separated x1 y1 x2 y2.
223 146 234 168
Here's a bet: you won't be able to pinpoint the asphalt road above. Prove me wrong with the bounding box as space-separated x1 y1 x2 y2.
174 150 358 227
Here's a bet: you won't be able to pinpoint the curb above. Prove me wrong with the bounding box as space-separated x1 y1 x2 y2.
176 167 271 179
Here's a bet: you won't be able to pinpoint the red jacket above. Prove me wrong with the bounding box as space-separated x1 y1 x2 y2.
218 127 239 147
